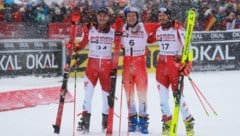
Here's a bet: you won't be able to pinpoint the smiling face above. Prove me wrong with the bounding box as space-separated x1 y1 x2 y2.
97 12 110 25
126 12 138 26
158 12 170 25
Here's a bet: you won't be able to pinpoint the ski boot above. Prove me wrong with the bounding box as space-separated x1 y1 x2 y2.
102 113 108 132
162 120 171 136
77 111 91 133
184 117 195 136
128 114 139 132
139 115 149 134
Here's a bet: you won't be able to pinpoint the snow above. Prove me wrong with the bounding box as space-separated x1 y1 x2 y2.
0 70 240 136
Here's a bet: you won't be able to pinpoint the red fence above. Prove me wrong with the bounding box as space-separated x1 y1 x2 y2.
48 23 82 39
0 22 82 39
0 22 158 39
0 22 49 39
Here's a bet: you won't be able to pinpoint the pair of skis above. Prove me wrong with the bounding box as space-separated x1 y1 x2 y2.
106 16 124 135
169 9 196 136
53 7 80 134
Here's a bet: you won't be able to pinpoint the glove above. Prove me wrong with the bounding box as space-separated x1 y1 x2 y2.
66 40 81 52
82 25 89 33
180 61 192 76
110 68 117 77
66 41 75 49
147 32 156 44
74 26 89 51
173 20 183 29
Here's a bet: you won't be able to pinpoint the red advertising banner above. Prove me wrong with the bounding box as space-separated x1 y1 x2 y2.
0 22 48 39
48 22 82 39
0 86 73 111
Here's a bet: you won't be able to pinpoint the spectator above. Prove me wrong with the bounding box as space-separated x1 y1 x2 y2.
12 5 23 22
234 10 240 28
0 0 4 11
0 8 3 21
2 3 12 22
51 7 64 22
224 11 236 30
34 6 46 23
23 4 36 23
63 8 71 23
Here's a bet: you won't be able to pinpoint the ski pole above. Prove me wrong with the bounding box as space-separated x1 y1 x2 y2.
188 76 209 116
72 51 79 136
188 76 217 116
118 68 124 136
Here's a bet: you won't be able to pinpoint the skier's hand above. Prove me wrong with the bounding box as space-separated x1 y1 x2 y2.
66 41 81 52
66 41 75 50
147 32 156 44
110 68 117 76
82 25 89 33
173 20 183 29
180 61 192 76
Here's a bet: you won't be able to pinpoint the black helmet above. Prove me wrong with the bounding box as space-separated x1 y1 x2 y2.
158 7 174 20
97 6 111 15
158 7 177 29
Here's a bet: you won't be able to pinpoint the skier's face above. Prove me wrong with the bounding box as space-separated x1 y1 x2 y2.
126 12 138 25
97 12 110 25
158 12 170 25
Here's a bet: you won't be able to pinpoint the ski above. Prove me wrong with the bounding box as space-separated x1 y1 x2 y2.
53 7 80 134
169 9 196 136
106 16 124 135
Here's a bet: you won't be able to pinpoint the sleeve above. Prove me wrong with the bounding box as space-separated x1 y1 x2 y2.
144 23 160 44
77 26 89 50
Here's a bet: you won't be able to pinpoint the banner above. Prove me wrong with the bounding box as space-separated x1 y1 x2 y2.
192 41 240 71
48 23 82 39
191 30 240 71
191 30 240 42
0 39 63 76
0 86 73 111
0 22 48 39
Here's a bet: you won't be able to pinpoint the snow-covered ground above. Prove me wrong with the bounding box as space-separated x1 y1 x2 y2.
0 70 239 136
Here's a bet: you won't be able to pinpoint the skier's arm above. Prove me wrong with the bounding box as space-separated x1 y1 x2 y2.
144 23 160 44
76 25 89 51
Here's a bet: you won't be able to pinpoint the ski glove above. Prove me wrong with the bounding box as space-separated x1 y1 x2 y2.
180 61 192 76
73 26 89 51
66 41 74 49
147 32 156 44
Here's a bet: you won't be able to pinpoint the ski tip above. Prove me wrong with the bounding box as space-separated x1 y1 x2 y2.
206 112 210 117
52 124 60 134
189 8 197 12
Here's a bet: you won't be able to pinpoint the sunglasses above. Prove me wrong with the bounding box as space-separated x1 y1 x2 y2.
159 7 167 13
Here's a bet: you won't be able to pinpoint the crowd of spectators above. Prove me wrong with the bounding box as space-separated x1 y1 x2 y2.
0 1 73 23
0 0 240 31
